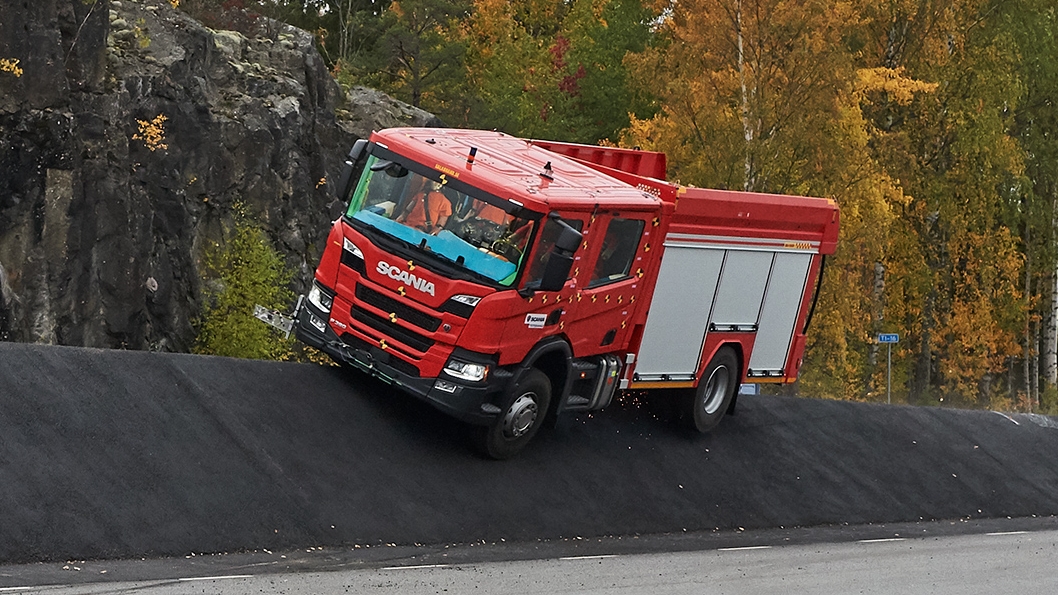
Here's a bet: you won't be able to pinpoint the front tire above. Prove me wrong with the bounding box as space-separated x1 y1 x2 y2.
474 368 552 460
685 346 738 433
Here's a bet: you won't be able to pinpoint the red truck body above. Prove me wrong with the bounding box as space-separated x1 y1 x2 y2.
295 128 839 458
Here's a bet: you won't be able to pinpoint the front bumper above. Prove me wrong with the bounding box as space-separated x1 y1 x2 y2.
294 295 507 425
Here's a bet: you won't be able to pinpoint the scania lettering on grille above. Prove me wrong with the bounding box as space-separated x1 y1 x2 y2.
376 260 436 296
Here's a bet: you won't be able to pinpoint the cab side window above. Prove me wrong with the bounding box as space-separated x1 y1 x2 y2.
589 217 644 288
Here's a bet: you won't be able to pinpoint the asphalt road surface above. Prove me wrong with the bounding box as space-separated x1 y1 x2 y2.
2 341 1058 570
5 526 1057 594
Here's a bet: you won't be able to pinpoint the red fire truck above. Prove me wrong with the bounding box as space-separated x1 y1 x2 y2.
293 128 839 458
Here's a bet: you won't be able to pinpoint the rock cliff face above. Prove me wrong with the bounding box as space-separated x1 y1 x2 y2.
0 0 440 350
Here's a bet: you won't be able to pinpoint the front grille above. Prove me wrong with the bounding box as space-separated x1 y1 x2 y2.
352 309 435 353
356 284 441 332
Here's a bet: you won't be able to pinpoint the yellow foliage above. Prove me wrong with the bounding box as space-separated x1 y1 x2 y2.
132 114 169 152
0 58 22 77
855 67 938 105
303 346 340 367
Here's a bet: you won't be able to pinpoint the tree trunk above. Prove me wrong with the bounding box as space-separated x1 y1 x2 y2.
338 0 354 61
1024 222 1034 410
865 261 885 399
912 287 935 404
978 372 992 406
1045 269 1058 387
1046 238 1058 392
1033 322 1040 409
734 0 754 192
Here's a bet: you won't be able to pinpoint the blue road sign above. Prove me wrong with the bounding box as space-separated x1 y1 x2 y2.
878 333 899 344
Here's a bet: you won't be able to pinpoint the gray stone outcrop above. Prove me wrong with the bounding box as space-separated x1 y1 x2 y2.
0 0 440 350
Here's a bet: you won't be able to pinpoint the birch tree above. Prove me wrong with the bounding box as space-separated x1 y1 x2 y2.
1008 0 1058 411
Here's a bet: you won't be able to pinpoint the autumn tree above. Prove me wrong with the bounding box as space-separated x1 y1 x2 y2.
1006 0 1058 412
623 0 1031 407
195 208 295 361
624 0 860 193
623 0 915 401
855 0 1027 407
798 67 936 402
461 0 655 143
353 0 471 113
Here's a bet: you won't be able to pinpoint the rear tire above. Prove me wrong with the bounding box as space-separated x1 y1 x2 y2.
685 346 738 433
474 368 552 460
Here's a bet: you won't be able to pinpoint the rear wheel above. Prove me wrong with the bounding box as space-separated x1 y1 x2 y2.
474 368 552 460
685 346 738 433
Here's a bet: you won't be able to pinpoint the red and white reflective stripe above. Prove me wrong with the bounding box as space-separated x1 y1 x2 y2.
664 233 820 253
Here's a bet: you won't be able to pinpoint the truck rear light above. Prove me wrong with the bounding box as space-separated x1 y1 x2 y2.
307 283 334 313
444 359 489 382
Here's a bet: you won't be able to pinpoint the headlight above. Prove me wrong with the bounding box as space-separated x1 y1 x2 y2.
451 294 482 307
343 237 364 258
443 294 483 318
340 237 366 274
444 359 489 382
307 284 334 313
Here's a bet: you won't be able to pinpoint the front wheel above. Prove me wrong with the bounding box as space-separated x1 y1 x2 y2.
474 368 552 460
685 346 739 433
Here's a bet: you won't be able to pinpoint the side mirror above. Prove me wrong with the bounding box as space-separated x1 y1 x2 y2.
370 159 409 178
539 219 582 292
554 222 581 253
335 139 369 203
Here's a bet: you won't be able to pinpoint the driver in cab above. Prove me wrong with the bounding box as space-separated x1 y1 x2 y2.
398 180 452 234
475 202 510 226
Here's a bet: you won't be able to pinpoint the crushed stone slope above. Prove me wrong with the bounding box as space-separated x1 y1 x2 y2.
1 342 1057 563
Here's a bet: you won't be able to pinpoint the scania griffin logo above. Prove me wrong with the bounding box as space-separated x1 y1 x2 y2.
376 260 436 296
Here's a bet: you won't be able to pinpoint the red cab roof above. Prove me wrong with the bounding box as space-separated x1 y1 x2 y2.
371 128 662 213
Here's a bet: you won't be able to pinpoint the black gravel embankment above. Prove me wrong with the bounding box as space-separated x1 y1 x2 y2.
1 341 1057 564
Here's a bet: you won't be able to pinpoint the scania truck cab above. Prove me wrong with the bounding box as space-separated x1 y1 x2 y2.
295 128 666 458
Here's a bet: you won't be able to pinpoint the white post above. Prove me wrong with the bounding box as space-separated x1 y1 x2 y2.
887 343 892 405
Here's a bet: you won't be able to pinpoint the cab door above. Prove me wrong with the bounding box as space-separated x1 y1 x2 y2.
565 211 652 358
498 213 589 365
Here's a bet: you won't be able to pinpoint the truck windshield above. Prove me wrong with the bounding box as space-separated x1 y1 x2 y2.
345 155 536 286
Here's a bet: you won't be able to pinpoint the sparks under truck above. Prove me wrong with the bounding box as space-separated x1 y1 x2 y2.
292 127 840 458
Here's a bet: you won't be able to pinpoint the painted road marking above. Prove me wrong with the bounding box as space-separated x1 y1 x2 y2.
987 531 1029 536
718 546 773 551
858 538 906 543
0 588 33 592
178 575 253 581
560 555 618 561
381 564 449 571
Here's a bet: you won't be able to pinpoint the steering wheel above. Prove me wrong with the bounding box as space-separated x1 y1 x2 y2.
459 217 505 245
490 235 522 263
